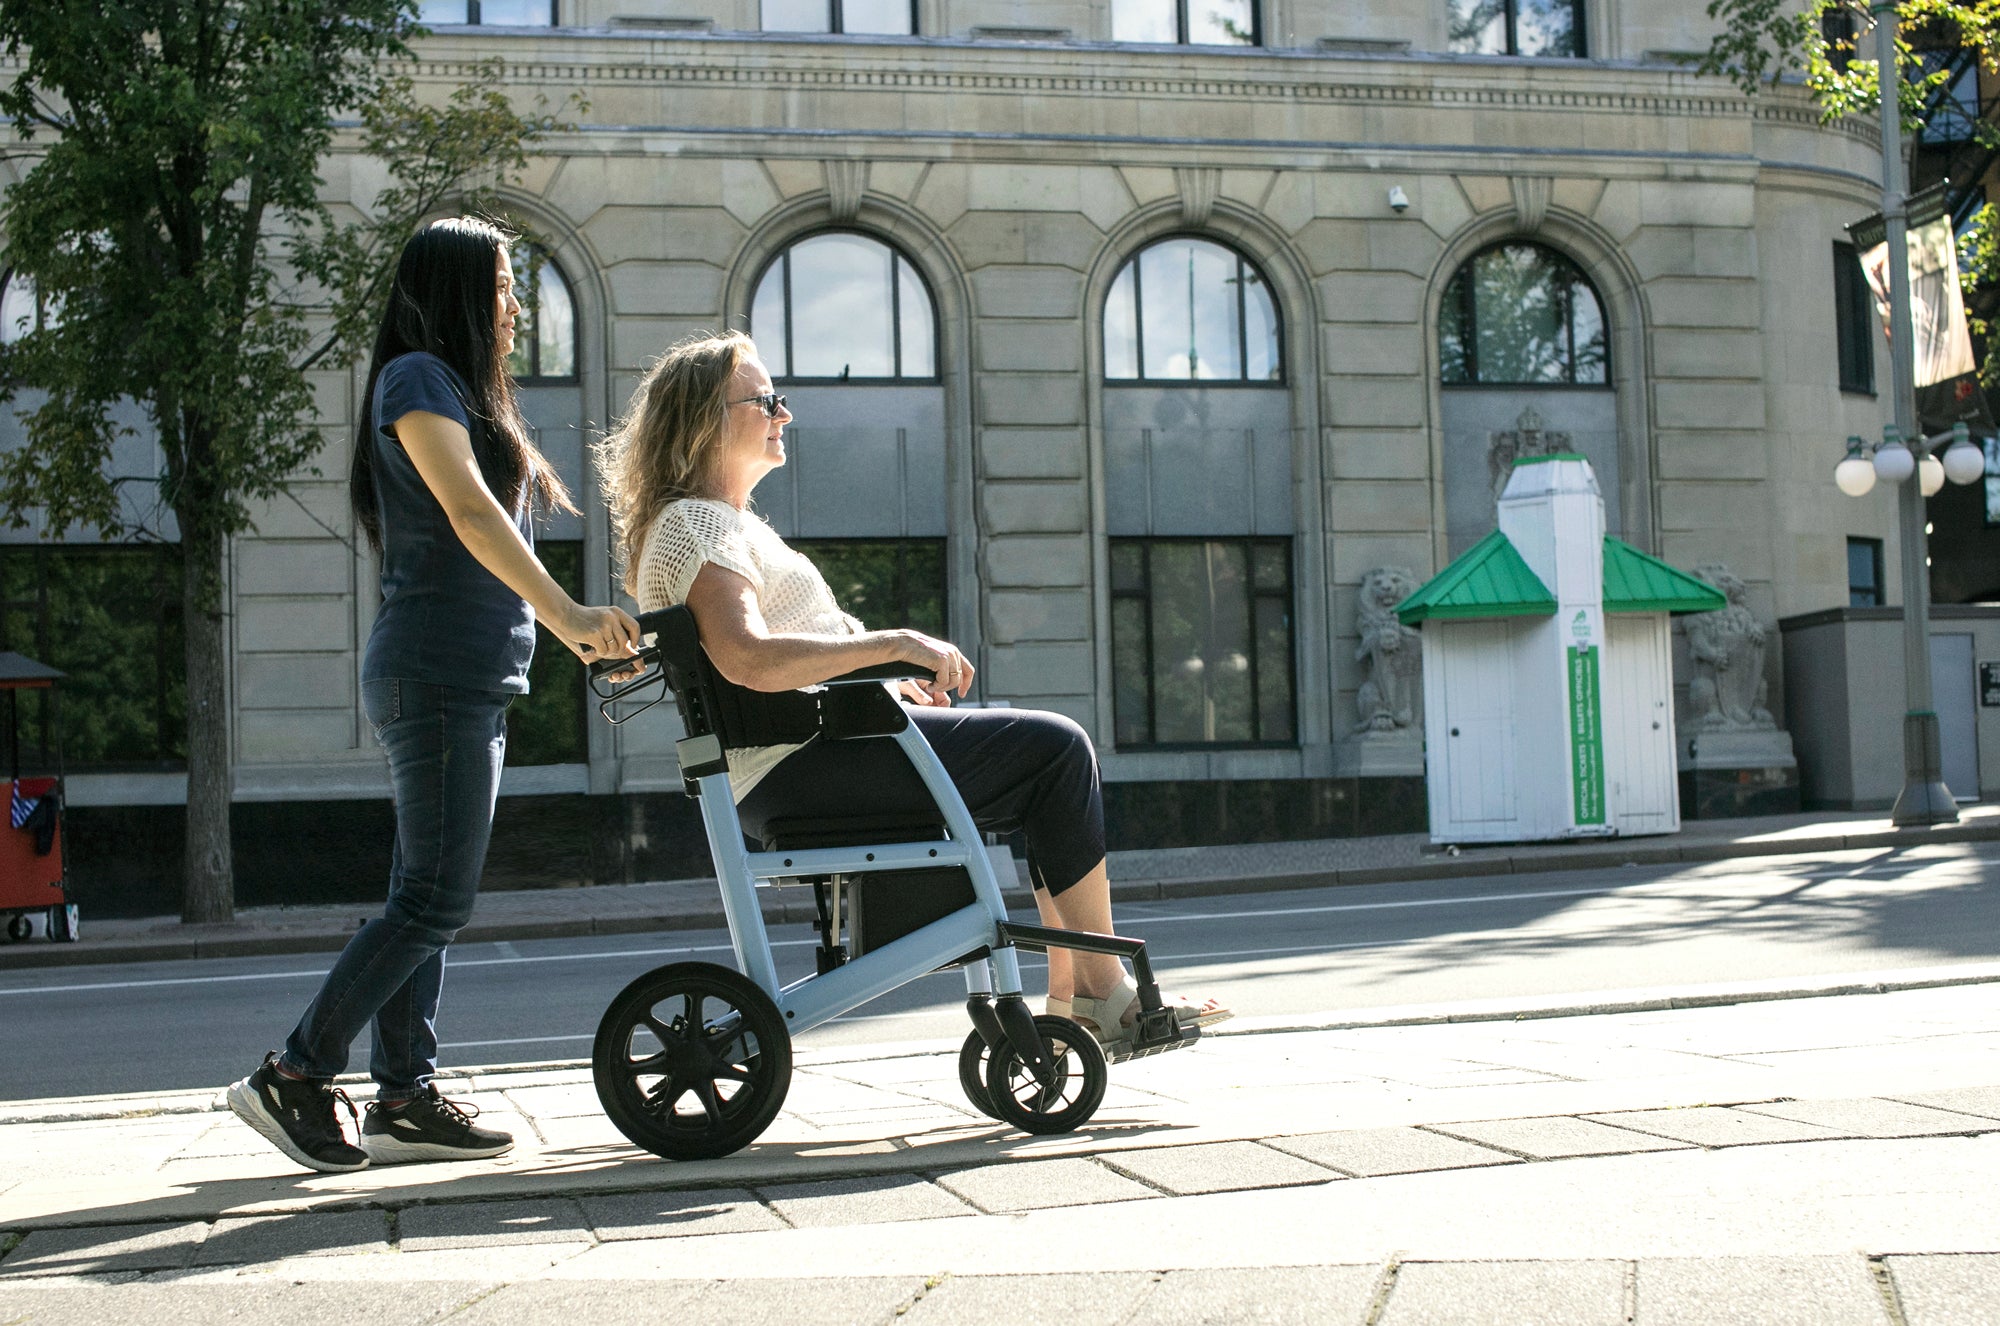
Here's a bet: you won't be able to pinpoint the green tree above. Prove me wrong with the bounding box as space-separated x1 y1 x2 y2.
0 2 571 922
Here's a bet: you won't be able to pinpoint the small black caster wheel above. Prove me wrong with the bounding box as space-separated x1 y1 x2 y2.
957 1029 1002 1120
5 914 29 943
46 905 78 943
593 961 791 1161
983 1014 1107 1136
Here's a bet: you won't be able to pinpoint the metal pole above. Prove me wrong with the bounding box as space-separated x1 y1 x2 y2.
1874 4 1958 825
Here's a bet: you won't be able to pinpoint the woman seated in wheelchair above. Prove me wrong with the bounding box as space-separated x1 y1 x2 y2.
596 331 1229 1051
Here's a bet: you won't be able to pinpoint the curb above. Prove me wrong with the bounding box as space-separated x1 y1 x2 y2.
3 817 1996 971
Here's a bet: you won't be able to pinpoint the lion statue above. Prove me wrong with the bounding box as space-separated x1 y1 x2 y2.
1355 567 1424 734
1684 562 1775 731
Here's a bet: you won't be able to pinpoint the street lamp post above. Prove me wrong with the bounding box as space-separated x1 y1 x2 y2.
1860 4 1957 825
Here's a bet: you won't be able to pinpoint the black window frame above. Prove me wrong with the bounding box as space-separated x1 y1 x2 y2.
417 1 559 25
507 244 579 386
1439 240 1611 387
789 537 948 637
1446 0 1586 58
1111 0 1261 47
1109 535 1296 750
1847 536 1885 607
1833 240 1876 396
751 229 943 385
761 0 920 35
1103 235 1286 387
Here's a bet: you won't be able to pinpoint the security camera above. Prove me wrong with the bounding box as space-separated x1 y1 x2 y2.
1387 185 1411 214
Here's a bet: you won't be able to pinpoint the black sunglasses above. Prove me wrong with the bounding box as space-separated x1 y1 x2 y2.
730 392 787 419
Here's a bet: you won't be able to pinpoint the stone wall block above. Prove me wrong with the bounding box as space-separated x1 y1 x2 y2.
1366 219 1441 276
914 162 971 230
236 541 350 597
1080 167 1139 232
1657 480 1769 534
1322 324 1425 378
979 429 1085 480
1293 218 1371 276
1638 180 1756 229
970 266 1082 317
985 641 1093 695
977 372 1083 426
239 710 357 762
237 597 352 654
869 160 928 201
1416 174 1475 242
1261 170 1315 235
969 164 1083 213
1454 174 1512 214
1118 166 1177 205
245 483 348 542
1551 177 1607 218
1654 379 1767 431
606 261 727 317
977 320 1084 372
1026 213 1110 271
950 212 1029 265
982 481 1087 534
1325 428 1431 480
1331 533 1436 589
1318 271 1423 323
987 589 1091 644
1327 479 1433 531
985 535 1090 587
1654 431 1772 481
1646 277 1762 330
238 653 354 711
1592 180 1644 241
720 160 782 226
1323 374 1426 428
1652 329 1766 380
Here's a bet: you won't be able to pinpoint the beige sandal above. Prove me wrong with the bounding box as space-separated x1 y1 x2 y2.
1056 976 1232 1053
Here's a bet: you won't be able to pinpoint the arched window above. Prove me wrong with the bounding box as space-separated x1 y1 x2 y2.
1438 242 1608 385
506 244 576 383
750 232 937 381
1103 237 1281 382
0 270 55 344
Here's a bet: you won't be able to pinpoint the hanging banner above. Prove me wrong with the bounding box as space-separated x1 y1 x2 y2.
1851 188 1994 432
1566 641 1605 827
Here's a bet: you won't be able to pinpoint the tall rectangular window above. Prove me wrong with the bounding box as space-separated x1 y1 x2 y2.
792 539 946 636
1112 0 1257 46
763 0 916 35
0 544 186 770
1834 241 1876 394
1447 1 1583 58
1847 536 1884 606
506 539 587 766
1110 538 1294 747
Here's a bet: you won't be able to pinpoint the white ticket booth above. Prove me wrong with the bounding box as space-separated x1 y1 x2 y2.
1398 455 1724 844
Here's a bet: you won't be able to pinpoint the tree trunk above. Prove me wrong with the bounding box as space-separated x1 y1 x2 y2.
180 517 234 924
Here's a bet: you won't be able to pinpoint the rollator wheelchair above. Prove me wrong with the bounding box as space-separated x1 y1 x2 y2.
584 606 1196 1160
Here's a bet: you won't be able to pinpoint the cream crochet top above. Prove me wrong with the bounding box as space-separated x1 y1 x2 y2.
635 497 864 800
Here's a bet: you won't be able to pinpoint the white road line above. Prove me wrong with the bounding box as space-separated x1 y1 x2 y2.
440 1033 593 1049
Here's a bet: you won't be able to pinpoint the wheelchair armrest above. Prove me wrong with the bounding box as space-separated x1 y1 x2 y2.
821 662 927 687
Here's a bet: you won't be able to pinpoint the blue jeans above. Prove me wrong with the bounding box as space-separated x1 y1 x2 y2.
283 678 510 1100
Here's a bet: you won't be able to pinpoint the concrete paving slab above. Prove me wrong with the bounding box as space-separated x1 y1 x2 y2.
759 1173 978 1227
1886 1252 2000 1325
434 1276 712 1323
194 1210 391 1265
0 1221 207 1276
1100 1140 1337 1195
582 1187 786 1240
1889 1086 2000 1122
936 1156 1157 1212
0 1280 493 1325
1264 1126 1520 1177
1381 1259 1630 1325
1429 1117 1694 1160
1737 1098 1997 1138
692 1274 929 1324
902 1270 1159 1324
396 1197 592 1251
1582 1107 1850 1149
1125 1264 1383 1324
1633 1255 1888 1324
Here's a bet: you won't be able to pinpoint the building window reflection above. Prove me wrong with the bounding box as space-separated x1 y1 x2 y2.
750 232 937 381
415 1 557 24
507 244 577 383
1111 0 1257 46
1446 0 1584 58
1439 241 1608 385
0 270 57 344
762 0 917 35
1104 237 1281 382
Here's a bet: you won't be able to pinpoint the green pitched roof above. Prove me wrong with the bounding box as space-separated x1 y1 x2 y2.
1396 529 1557 625
1602 538 1726 614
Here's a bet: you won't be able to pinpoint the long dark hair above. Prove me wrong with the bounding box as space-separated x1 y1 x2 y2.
350 216 574 553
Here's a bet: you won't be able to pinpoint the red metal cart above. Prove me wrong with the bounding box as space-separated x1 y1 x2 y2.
0 652 73 943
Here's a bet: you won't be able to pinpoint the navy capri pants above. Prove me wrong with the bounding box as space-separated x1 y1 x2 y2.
738 705 1106 896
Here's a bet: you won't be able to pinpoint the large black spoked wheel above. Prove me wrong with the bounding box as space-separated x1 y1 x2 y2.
957 1030 1002 1120
593 961 792 1161
5 914 29 943
983 1014 1107 1136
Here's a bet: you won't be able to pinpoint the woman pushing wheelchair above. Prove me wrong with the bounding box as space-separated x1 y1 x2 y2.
595 331 1230 1052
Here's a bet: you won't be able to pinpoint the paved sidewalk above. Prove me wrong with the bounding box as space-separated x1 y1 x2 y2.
6 803 1997 969
2 979 1998 1321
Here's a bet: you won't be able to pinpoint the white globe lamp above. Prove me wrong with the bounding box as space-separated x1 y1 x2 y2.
1940 423 1988 486
1834 436 1878 496
1873 426 1916 483
1919 452 1945 496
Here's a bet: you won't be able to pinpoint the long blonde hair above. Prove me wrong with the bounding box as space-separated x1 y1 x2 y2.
596 330 755 595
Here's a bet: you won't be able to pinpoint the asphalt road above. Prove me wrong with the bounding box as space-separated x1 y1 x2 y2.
2 840 1996 1101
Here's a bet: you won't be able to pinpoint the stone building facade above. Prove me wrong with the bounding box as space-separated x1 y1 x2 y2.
7 1 1976 910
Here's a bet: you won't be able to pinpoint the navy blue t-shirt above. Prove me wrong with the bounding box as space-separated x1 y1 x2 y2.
360 352 536 693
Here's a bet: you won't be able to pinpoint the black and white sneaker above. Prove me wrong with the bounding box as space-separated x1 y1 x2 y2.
360 1085 514 1164
226 1052 370 1174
